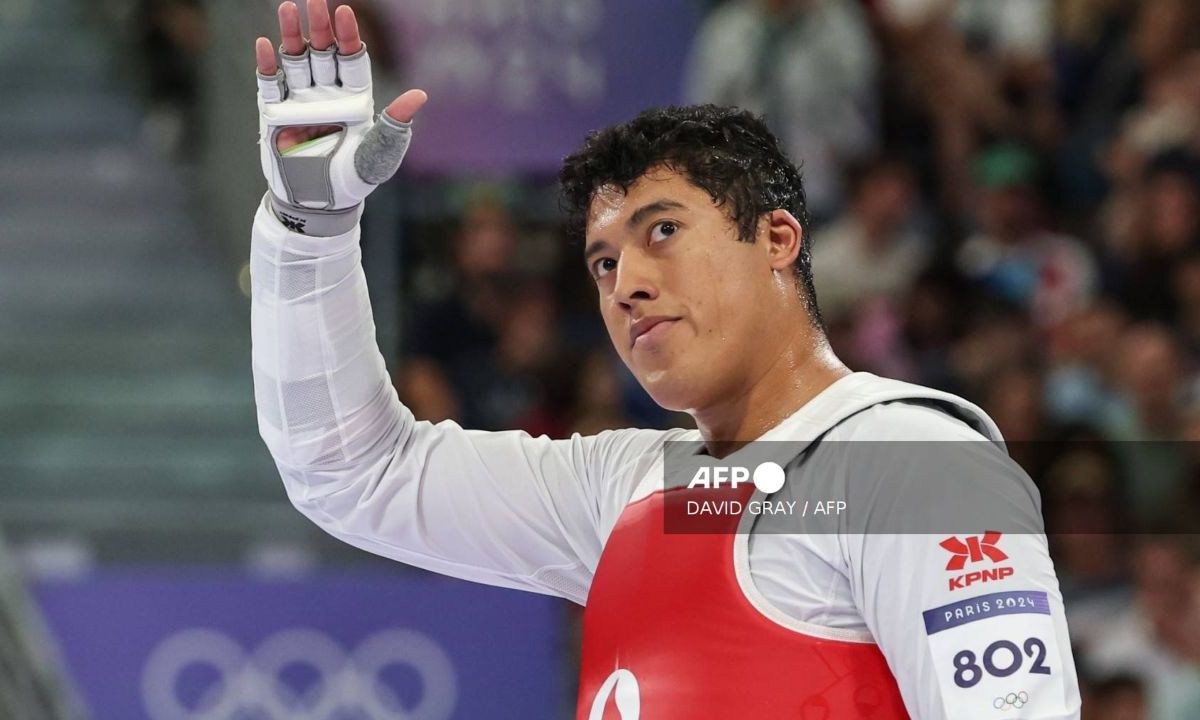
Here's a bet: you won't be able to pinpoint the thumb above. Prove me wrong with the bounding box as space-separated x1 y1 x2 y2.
354 107 417 185
384 89 429 124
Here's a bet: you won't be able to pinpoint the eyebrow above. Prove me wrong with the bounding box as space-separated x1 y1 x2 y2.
583 240 615 264
626 199 687 230
583 199 688 264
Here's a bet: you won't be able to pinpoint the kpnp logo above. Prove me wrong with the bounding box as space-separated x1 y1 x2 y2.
687 462 786 494
940 531 1013 591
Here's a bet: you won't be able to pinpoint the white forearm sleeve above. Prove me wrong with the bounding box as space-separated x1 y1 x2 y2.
249 201 667 603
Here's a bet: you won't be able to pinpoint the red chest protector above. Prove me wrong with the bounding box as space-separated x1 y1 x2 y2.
576 480 910 719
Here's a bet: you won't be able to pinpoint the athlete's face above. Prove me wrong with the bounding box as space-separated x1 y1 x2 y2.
584 167 802 412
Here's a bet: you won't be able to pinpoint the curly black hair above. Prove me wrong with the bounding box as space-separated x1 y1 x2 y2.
559 104 821 327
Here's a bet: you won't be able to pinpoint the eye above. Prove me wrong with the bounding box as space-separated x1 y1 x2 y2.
650 220 678 243
592 257 618 279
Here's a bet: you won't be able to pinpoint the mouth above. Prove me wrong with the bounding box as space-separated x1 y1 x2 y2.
630 316 680 349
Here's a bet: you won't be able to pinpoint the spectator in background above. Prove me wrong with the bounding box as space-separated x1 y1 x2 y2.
477 282 565 435
1166 387 1200 535
684 0 879 219
947 307 1035 395
399 198 517 426
1109 151 1200 323
1107 324 1190 516
1108 324 1187 443
812 157 928 322
1052 0 1138 215
1054 0 1137 126
875 0 1056 215
956 142 1097 328
894 268 972 391
1087 538 1200 720
1042 319 1190 518
979 364 1045 444
1086 674 1148 720
827 296 915 381
1171 251 1200 356
1040 440 1134 659
1043 301 1130 430
1102 0 1200 187
1099 2 1200 252
568 351 634 436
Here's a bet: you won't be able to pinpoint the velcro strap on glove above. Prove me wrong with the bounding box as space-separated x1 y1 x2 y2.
266 194 363 237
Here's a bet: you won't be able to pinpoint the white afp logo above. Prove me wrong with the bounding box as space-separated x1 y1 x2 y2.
686 461 786 494
140 627 457 720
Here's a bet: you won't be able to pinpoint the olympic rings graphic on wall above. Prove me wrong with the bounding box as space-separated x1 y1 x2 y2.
140 627 457 720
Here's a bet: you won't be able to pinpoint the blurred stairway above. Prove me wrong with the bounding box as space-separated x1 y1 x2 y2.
0 0 320 564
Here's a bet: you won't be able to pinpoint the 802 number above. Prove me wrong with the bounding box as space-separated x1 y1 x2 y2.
952 638 1051 689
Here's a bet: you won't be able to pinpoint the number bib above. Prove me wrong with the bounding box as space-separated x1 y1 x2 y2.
922 590 1070 717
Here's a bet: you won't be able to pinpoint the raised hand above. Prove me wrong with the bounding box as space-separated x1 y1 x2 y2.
254 1 427 233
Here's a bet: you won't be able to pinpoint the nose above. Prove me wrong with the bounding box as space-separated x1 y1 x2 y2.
612 249 659 311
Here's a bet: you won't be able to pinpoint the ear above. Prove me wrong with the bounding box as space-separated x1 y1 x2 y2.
763 209 803 272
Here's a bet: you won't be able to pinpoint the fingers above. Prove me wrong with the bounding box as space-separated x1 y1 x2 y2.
384 90 429 124
337 50 370 90
256 36 287 102
305 1 338 86
276 1 313 88
334 5 370 90
334 5 362 56
255 37 277 75
307 0 334 52
278 1 304 55
260 0 382 96
282 53 314 91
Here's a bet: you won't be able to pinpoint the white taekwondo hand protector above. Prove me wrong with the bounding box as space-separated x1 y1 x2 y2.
256 43 411 236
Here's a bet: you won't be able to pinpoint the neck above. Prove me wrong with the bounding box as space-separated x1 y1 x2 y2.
692 328 850 457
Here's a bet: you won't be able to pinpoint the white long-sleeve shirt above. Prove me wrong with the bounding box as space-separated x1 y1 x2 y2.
249 200 1080 719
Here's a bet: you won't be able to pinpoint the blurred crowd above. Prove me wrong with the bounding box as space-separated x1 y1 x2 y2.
134 0 1200 716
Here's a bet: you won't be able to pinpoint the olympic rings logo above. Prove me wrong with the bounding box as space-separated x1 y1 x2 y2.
140 627 457 720
993 690 1029 711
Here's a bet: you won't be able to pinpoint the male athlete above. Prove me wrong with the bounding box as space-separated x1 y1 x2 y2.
249 2 1081 717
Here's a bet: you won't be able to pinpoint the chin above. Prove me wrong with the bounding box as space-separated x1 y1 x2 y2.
637 367 702 414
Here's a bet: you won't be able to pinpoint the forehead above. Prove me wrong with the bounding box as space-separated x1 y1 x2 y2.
585 167 718 236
